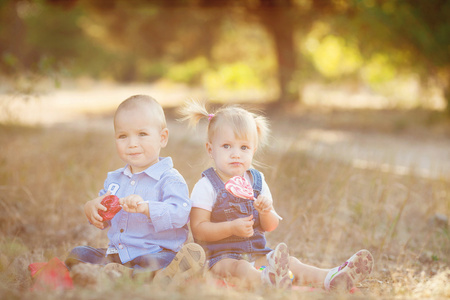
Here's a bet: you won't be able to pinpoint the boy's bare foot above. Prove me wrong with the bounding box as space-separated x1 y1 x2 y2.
70 263 102 288
101 262 133 280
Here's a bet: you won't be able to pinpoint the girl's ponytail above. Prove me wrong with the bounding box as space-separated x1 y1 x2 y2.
178 100 210 128
179 100 271 151
254 115 270 149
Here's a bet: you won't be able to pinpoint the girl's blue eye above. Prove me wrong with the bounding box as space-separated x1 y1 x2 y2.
139 132 148 136
223 144 230 149
241 146 249 150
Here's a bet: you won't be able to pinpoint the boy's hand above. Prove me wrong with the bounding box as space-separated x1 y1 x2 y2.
85 191 110 229
120 194 149 217
231 215 254 237
253 195 274 217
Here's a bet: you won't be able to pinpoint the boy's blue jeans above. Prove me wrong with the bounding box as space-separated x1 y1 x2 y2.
65 246 176 276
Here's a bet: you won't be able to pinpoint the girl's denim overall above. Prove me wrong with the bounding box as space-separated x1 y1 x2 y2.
198 167 272 268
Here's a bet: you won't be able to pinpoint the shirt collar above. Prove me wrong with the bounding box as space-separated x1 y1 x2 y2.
122 157 173 180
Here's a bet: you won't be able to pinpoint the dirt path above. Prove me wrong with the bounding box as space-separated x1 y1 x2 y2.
275 127 450 181
2 82 450 181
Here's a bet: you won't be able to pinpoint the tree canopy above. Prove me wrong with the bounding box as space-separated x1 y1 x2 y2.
1 0 449 111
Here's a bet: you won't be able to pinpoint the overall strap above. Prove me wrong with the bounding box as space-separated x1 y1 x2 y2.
202 167 224 192
249 168 262 197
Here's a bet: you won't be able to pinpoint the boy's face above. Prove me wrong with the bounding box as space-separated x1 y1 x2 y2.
114 106 168 173
206 124 256 182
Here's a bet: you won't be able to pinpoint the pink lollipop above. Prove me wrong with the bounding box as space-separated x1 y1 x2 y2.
225 176 254 199
225 176 282 220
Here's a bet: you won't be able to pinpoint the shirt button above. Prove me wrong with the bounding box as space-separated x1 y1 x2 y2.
120 229 124 233
118 244 124 249
183 203 187 207
130 180 136 185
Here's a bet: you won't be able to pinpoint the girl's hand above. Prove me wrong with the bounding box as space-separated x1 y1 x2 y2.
120 194 149 216
231 215 254 237
253 195 274 216
85 191 110 229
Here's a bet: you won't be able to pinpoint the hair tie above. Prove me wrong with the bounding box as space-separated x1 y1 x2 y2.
208 114 215 121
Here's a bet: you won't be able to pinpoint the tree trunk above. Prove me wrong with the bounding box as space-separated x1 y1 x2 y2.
444 84 450 114
270 19 297 103
1 0 26 73
257 2 298 103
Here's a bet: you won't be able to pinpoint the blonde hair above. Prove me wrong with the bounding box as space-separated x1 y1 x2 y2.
179 100 270 150
114 95 167 130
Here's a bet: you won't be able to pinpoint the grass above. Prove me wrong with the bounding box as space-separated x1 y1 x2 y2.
0 107 449 299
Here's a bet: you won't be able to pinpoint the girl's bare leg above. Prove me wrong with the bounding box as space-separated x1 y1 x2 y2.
211 258 262 289
289 256 329 288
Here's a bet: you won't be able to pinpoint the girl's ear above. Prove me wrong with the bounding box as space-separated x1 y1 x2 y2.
160 128 169 148
206 142 213 158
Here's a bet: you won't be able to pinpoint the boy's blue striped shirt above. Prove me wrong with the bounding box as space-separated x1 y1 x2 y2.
99 157 191 264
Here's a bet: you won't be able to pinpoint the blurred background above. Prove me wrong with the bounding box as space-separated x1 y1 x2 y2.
0 1 449 298
1 0 449 121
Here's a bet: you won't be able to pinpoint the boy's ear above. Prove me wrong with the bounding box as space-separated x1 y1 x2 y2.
160 128 169 147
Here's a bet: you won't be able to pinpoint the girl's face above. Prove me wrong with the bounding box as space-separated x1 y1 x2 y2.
114 107 168 174
207 124 257 182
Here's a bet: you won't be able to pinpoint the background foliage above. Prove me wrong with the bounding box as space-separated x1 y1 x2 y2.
1 0 449 110
0 1 449 298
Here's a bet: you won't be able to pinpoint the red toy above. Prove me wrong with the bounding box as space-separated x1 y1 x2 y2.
28 257 73 291
98 195 121 221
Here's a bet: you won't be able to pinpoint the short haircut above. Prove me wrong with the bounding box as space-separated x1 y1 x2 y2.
114 95 167 129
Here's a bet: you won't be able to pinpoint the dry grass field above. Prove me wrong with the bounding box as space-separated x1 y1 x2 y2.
0 96 449 299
